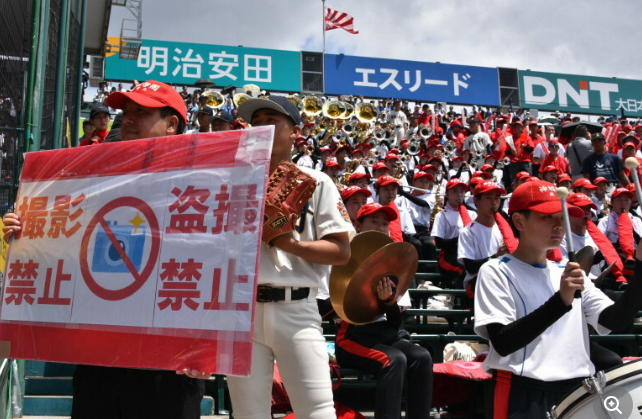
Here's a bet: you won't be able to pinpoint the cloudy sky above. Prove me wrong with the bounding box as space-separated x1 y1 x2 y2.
107 0 642 81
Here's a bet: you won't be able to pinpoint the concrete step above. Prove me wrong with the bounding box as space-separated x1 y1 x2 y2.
24 377 73 396
25 361 76 378
22 395 214 416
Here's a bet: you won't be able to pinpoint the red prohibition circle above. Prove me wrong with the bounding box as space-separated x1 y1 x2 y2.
79 197 160 301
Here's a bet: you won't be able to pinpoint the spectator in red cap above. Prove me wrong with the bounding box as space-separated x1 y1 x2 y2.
538 139 569 178
348 172 371 189
506 120 534 181
458 181 511 296
474 180 642 418
336 202 433 419
572 178 598 197
375 175 415 244
448 155 473 184
582 133 629 189
323 158 343 184
540 165 558 184
621 141 642 183
341 186 372 224
597 188 642 271
12 80 201 418
399 171 438 262
445 120 466 152
489 117 509 162
431 178 477 286
514 171 531 189
557 173 572 190
293 138 317 169
534 124 565 163
593 177 610 218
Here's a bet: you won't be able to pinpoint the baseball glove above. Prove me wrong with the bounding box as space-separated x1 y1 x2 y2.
262 161 317 246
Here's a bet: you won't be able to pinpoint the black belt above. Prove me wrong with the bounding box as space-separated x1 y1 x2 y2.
256 285 310 302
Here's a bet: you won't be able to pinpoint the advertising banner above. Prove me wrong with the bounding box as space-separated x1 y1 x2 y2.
325 54 500 106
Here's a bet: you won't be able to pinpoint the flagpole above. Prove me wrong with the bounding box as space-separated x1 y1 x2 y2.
322 0 326 54
322 0 326 93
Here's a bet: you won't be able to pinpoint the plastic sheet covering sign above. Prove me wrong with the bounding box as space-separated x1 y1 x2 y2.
0 126 275 376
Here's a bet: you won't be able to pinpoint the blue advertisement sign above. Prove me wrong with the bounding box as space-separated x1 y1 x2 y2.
324 54 500 105
105 39 302 91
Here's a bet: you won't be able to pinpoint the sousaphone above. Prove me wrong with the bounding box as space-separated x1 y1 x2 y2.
330 231 418 325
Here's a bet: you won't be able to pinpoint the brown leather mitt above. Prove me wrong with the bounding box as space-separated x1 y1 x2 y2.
262 161 317 246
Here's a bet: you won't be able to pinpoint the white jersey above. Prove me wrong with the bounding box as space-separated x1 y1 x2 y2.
430 203 477 239
259 167 355 288
394 196 417 235
474 255 614 381
559 231 602 279
597 211 642 243
403 192 431 228
457 222 503 289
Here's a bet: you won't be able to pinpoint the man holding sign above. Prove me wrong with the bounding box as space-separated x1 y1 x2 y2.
182 97 354 419
3 81 205 419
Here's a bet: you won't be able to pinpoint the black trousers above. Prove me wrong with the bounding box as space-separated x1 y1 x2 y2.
490 370 579 419
336 322 433 419
72 365 204 419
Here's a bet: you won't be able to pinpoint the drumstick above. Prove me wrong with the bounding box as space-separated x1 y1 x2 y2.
556 186 581 299
625 157 642 206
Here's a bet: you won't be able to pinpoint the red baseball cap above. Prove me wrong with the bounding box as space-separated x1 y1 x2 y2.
413 171 434 181
352 148 365 156
515 171 531 181
385 153 399 161
567 193 597 210
296 140 308 147
376 175 400 187
572 178 598 190
558 173 572 183
324 158 343 170
446 178 467 190
542 165 557 173
528 120 539 126
474 180 506 196
349 172 371 181
624 142 637 150
450 120 462 127
356 202 398 222
481 164 494 172
473 170 491 179
422 164 438 172
468 176 485 189
512 120 524 127
341 185 372 201
105 80 187 124
593 177 608 185
372 162 390 172
508 180 584 217
612 187 634 199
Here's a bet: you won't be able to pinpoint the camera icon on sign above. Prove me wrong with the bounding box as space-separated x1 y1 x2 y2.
92 221 145 273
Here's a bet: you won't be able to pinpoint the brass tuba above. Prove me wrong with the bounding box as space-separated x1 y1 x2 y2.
355 103 379 123
233 93 252 108
300 96 323 116
202 90 225 109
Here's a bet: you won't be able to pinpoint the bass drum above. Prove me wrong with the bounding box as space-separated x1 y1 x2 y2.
549 358 642 418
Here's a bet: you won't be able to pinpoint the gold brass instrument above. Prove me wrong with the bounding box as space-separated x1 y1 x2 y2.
323 100 347 119
399 155 409 163
355 103 379 123
343 102 355 119
393 164 407 180
333 130 348 143
339 159 360 186
233 93 252 108
300 96 323 116
364 157 376 167
202 90 225 109
373 148 382 158
419 126 433 138
430 174 445 225
286 94 301 108
329 231 418 325
374 128 386 141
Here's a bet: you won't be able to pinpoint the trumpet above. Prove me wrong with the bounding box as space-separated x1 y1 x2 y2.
300 96 323 116
355 103 379 123
419 126 433 138
333 130 348 143
374 128 386 141
233 93 252 108
399 155 409 163
202 90 225 109
373 148 382 158
393 164 407 180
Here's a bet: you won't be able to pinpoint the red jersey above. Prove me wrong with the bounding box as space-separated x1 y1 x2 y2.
538 154 569 176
